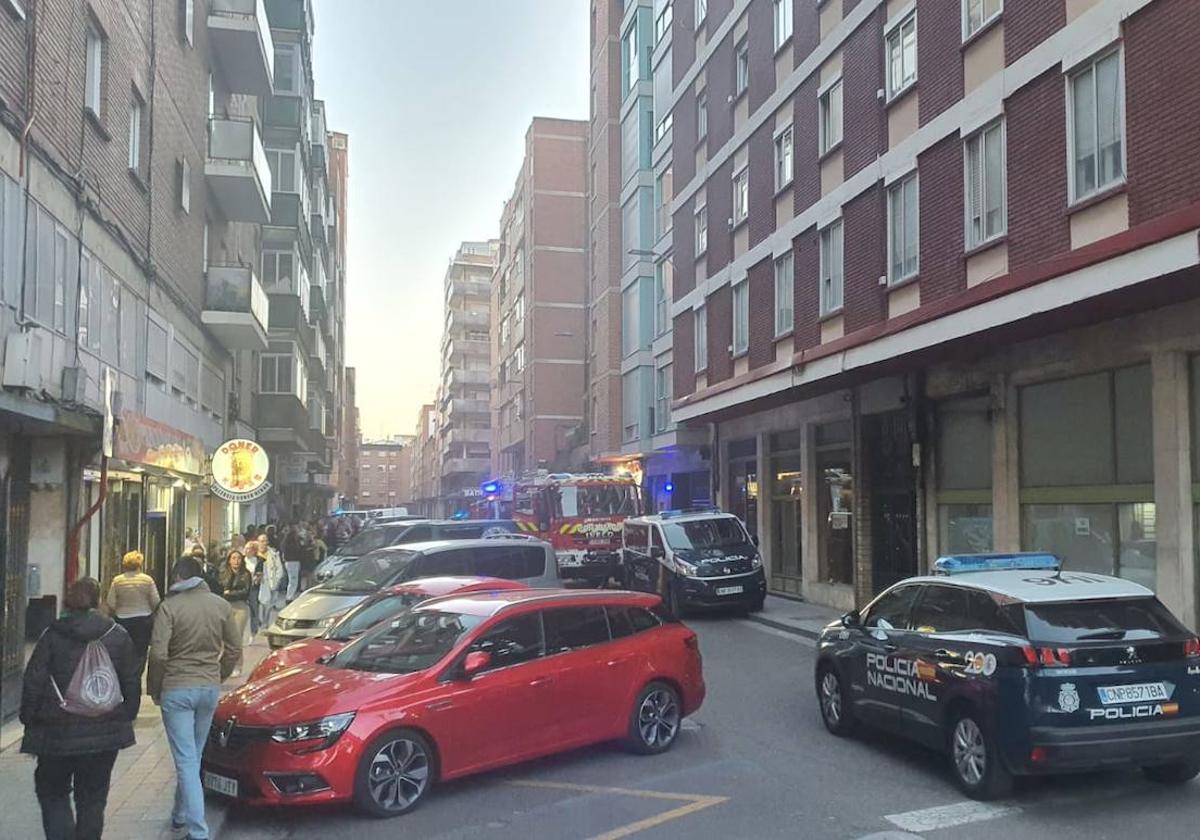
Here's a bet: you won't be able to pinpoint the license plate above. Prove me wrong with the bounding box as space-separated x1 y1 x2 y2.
203 771 238 797
1097 682 1170 705
715 585 744 596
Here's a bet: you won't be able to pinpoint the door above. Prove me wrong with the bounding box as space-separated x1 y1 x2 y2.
850 584 923 730
900 584 975 745
541 605 618 745
0 438 29 722
431 611 552 775
864 411 918 593
622 523 651 592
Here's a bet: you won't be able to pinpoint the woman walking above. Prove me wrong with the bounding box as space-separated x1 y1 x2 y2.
242 540 262 638
257 539 288 634
218 550 252 676
21 577 141 840
104 551 160 679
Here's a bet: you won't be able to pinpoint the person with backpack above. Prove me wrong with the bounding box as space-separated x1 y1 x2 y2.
20 577 141 840
148 555 241 840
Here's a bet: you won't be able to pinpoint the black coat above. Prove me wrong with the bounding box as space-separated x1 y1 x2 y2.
19 610 141 756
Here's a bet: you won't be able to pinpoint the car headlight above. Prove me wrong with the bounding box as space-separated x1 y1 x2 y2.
271 712 355 752
674 558 698 576
751 554 763 568
317 611 347 629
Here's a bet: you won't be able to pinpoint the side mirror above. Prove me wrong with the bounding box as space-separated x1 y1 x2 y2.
841 610 860 627
462 650 491 678
650 546 665 560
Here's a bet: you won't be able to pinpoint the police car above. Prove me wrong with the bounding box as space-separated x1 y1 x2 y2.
815 553 1200 799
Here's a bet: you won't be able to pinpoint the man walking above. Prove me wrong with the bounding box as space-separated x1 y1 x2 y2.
148 556 242 840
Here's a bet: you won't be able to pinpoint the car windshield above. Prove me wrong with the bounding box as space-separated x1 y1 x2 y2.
335 525 406 556
556 484 640 517
324 592 424 641
1023 597 1189 644
662 518 750 551
332 609 485 674
323 549 415 593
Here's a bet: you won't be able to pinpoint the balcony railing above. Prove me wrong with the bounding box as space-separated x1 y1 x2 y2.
264 94 304 132
206 116 271 223
265 0 313 35
202 265 269 350
208 0 274 96
266 191 313 267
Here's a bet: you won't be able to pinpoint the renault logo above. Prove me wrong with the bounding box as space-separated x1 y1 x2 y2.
219 717 236 748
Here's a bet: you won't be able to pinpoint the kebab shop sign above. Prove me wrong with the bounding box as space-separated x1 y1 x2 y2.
209 439 271 503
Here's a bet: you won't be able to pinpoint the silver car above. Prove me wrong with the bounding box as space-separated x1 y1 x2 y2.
265 538 561 648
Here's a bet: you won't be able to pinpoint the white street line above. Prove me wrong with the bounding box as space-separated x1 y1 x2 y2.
733 618 817 648
885 801 1022 833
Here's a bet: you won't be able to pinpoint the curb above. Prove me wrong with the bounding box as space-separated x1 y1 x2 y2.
744 613 821 640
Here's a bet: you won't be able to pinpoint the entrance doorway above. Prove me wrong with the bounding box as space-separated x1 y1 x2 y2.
864 410 918 593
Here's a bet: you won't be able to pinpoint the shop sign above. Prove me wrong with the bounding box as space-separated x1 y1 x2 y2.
210 439 272 503
115 412 205 475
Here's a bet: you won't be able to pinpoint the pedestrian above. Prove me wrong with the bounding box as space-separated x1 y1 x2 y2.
282 526 304 601
20 577 141 840
256 538 287 632
148 555 241 840
242 541 262 637
188 544 221 595
104 550 160 680
218 550 252 675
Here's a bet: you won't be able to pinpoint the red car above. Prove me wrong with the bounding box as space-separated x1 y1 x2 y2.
203 589 704 817
248 577 530 682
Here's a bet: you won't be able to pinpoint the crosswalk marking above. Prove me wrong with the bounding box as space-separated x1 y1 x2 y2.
885 801 1022 832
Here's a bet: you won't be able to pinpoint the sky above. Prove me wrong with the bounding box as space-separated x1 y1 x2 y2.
312 0 589 440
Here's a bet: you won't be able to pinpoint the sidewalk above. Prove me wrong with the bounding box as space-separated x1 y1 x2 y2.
745 594 845 639
1 639 270 840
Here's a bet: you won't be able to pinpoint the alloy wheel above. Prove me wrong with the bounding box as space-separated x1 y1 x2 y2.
952 717 987 787
367 736 430 812
638 688 681 748
820 671 842 726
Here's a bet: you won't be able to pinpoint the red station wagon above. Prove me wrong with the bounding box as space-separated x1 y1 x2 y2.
248 576 530 682
203 589 705 817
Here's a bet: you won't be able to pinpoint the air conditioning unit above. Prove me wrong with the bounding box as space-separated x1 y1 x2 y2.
3 331 45 391
61 366 89 403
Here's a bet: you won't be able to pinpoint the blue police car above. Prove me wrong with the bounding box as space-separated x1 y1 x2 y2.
815 553 1200 799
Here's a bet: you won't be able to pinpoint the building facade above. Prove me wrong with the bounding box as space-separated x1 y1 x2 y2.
491 118 589 478
589 0 712 511
438 240 496 515
665 0 1200 625
341 365 360 508
409 402 439 515
358 437 413 509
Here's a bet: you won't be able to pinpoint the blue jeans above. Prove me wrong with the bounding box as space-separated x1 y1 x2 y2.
161 686 220 839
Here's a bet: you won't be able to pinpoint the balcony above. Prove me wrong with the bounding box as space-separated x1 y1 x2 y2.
265 191 313 266
446 308 489 332
311 100 327 173
442 456 491 477
447 368 490 388
443 428 491 449
445 398 491 419
201 265 269 350
446 338 490 360
264 94 304 133
309 328 327 376
208 0 274 97
265 0 313 35
446 277 491 303
267 290 309 334
205 117 271 223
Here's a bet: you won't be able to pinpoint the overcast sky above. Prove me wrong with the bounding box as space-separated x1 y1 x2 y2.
311 0 589 440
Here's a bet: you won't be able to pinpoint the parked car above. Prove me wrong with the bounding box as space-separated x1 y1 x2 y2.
314 520 519 582
204 589 704 816
815 553 1200 799
622 508 766 616
249 576 529 681
265 539 559 649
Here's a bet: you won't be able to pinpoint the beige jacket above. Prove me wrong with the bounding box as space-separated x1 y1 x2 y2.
147 577 241 701
106 571 161 618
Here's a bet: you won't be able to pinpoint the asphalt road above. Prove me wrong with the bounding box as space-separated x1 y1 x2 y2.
221 616 1200 840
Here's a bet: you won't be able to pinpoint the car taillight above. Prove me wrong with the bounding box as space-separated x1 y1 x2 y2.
1184 638 1200 658
1021 645 1071 667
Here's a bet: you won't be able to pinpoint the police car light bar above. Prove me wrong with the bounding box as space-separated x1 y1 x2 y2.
658 506 723 520
933 553 1061 575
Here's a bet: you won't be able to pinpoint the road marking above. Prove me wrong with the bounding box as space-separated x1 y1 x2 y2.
734 618 817 648
885 800 1022 832
509 779 729 839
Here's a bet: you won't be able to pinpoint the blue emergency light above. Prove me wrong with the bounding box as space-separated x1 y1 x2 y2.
481 479 502 495
933 553 1061 576
664 481 674 493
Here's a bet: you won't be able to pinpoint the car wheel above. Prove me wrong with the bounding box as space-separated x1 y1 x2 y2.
353 729 436 818
1143 760 1200 785
625 681 682 755
816 664 855 736
948 708 1012 800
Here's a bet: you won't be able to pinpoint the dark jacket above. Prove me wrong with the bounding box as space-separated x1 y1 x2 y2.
19 610 140 756
218 564 252 602
199 560 223 595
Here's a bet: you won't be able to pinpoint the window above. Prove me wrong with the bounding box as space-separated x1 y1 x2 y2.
732 167 749 225
259 353 295 394
655 1 673 44
694 203 707 254
654 263 668 336
773 0 793 50
694 305 707 371
963 0 1001 40
85 23 104 117
732 279 748 356
607 606 660 638
655 365 671 433
543 607 610 653
473 546 546 580
622 285 639 357
774 126 793 190
735 38 749 97
819 220 843 315
1068 49 1124 203
885 12 917 99
862 585 921 630
911 585 973 633
964 120 1006 248
182 0 194 46
696 89 708 140
623 22 639 95
819 78 843 155
127 97 142 172
266 149 297 192
178 157 191 213
695 0 706 29
468 614 544 671
273 44 298 94
774 252 793 336
888 172 919 283
937 396 994 554
262 249 295 289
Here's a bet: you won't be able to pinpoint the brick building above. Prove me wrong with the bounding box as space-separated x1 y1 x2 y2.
358 437 413 509
491 118 589 478
410 402 439 515
665 0 1200 625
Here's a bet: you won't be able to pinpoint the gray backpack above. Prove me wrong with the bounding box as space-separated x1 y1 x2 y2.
51 625 123 717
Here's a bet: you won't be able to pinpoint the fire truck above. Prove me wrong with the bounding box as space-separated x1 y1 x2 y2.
496 472 644 585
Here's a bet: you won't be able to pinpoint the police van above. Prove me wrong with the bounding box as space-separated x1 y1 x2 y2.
815 553 1200 799
621 508 767 616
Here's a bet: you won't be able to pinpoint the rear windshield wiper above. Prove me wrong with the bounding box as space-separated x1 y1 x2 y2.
1077 628 1128 640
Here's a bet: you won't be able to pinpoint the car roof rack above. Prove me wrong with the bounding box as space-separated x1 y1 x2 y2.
933 552 1061 576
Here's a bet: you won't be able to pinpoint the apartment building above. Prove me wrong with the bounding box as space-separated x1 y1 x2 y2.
359 437 413 508
342 366 360 507
410 402 439 515
491 118 589 478
664 0 1200 625
438 240 496 515
589 0 712 510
